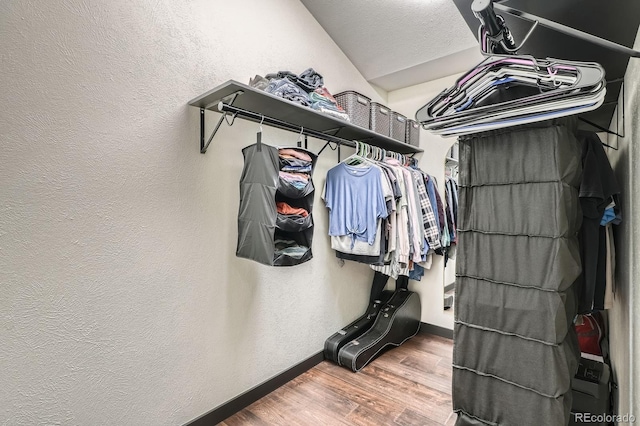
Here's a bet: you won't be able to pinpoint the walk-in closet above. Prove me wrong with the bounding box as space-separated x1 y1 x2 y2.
2 0 639 425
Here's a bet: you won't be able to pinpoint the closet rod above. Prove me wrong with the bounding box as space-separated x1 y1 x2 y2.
217 102 358 150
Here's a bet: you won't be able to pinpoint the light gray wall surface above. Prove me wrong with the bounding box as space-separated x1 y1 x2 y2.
0 1 448 424
605 30 640 424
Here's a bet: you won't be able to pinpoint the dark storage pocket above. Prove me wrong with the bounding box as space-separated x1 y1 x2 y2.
272 229 313 266
279 157 313 173
277 176 314 199
276 213 313 232
273 245 312 266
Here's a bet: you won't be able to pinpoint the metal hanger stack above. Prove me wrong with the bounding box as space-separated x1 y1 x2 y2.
413 0 640 137
416 55 606 137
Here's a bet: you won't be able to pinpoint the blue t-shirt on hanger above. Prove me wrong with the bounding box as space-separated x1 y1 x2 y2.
323 162 388 247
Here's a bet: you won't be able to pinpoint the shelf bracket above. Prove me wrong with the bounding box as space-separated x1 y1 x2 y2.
577 78 625 148
494 3 640 58
200 91 242 154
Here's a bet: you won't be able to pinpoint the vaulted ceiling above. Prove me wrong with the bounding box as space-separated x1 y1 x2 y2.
301 0 640 129
300 0 483 92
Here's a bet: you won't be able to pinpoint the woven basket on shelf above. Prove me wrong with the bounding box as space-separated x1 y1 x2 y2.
406 119 420 147
370 102 391 136
334 91 371 129
390 111 407 142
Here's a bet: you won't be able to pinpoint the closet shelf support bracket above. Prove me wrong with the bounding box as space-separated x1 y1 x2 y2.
577 79 625 147
200 91 243 154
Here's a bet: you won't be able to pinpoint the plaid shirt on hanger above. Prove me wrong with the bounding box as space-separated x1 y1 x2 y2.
411 169 441 252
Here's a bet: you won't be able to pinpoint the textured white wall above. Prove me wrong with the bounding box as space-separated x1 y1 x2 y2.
387 74 465 331
604 31 640 423
0 0 443 424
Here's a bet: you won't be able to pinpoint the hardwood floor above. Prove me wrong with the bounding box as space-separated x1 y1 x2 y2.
221 334 456 426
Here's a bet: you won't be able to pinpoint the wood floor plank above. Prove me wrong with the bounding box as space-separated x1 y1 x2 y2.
360 364 452 423
240 392 306 425
404 336 454 360
395 407 444 426
247 380 344 426
438 356 453 369
258 375 353 426
401 353 445 375
220 408 270 426
379 339 444 369
316 360 403 395
436 362 453 380
318 360 452 424
346 404 404 426
287 373 359 418
303 368 406 419
362 362 452 404
374 354 453 395
223 333 454 425
247 396 343 426
399 349 445 372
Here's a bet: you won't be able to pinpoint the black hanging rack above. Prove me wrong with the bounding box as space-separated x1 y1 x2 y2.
473 0 640 57
188 80 422 156
470 0 632 145
217 101 355 157
216 102 418 160
492 2 640 58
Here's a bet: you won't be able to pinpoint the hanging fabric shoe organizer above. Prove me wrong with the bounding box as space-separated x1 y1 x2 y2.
452 118 582 426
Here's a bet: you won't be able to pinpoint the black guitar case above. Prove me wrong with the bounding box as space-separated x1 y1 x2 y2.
337 289 421 372
323 290 395 363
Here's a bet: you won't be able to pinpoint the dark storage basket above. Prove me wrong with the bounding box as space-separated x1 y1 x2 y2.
390 111 407 142
370 102 391 136
406 119 420 147
334 91 371 129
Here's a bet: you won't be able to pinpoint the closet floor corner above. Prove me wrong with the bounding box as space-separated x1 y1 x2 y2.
220 333 454 426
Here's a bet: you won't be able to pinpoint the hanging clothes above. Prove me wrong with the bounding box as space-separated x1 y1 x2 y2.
576 131 621 313
322 150 443 279
439 175 458 265
323 161 389 248
445 177 458 244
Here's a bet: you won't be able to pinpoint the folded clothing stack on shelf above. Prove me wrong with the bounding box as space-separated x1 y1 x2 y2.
249 68 350 121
